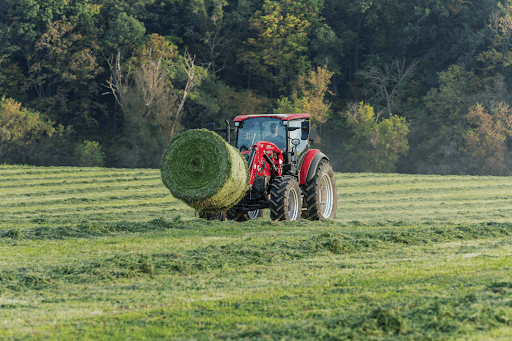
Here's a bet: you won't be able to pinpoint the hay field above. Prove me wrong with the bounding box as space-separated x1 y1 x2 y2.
1 165 512 340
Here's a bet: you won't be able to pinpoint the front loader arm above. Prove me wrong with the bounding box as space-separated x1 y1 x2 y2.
246 141 283 187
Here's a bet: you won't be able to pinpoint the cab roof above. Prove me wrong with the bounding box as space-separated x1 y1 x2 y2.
234 113 310 122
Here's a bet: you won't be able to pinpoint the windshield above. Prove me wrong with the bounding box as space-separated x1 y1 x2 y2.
237 117 286 150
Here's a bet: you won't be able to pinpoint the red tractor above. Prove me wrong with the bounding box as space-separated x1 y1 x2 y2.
204 113 337 221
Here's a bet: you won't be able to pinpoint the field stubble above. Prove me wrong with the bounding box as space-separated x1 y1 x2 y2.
1 165 512 340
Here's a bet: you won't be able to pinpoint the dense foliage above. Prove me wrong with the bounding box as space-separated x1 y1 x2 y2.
2 0 512 174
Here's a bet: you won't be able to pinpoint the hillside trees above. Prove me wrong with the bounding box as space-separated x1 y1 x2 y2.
341 102 409 173
26 19 104 130
275 64 333 128
356 59 418 116
399 2 512 174
463 103 512 175
403 64 480 174
477 6 512 81
0 97 66 165
186 0 247 76
1 0 511 173
104 35 208 167
0 58 26 102
239 0 323 97
105 48 175 168
322 0 494 100
74 140 106 167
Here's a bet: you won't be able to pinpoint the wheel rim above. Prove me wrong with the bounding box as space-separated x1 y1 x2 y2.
319 173 333 218
248 210 260 219
288 187 299 220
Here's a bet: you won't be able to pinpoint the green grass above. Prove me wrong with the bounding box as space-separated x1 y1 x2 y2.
1 164 512 340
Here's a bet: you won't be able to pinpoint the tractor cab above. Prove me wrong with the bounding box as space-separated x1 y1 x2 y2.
233 114 313 163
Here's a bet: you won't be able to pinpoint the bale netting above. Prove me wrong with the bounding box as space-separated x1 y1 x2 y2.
160 129 249 213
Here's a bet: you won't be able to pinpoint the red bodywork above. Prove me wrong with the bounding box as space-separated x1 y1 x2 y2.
299 149 321 185
236 113 318 191
242 141 283 187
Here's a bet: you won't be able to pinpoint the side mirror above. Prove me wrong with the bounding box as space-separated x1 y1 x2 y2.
301 121 310 140
205 122 215 131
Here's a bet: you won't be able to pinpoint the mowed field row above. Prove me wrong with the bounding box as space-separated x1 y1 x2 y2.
2 165 512 227
0 166 183 228
1 165 512 340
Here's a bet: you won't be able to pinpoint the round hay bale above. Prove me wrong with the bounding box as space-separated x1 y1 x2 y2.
160 129 249 212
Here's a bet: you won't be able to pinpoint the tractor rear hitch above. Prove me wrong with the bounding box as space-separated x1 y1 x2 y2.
205 121 235 144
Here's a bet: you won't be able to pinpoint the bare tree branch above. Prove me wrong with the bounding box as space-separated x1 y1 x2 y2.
488 9 501 35
134 49 167 118
104 50 209 142
356 58 418 116
103 51 133 115
170 51 210 139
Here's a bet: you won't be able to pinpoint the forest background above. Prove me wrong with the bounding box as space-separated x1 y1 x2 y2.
2 0 512 175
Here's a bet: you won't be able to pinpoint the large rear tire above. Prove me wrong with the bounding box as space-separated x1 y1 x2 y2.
269 176 301 221
226 208 263 222
302 160 337 220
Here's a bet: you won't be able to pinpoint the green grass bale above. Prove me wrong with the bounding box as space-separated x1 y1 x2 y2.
160 129 249 213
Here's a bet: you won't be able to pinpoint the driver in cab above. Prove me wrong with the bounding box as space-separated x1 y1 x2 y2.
266 123 286 149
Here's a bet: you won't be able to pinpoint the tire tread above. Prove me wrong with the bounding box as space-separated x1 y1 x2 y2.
301 160 337 220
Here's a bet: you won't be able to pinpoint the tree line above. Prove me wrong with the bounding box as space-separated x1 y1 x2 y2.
2 0 512 175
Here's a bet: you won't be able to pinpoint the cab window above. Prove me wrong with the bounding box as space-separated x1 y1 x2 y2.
287 120 309 155
237 118 286 150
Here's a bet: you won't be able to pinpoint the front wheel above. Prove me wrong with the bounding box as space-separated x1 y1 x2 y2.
302 160 337 220
197 211 226 221
226 208 262 222
269 176 301 221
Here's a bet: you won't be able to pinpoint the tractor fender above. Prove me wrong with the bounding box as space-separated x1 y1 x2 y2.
299 149 328 185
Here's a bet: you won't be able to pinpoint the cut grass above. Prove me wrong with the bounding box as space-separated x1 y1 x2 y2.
1 165 512 340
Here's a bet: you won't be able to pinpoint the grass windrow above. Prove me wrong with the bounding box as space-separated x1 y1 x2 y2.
1 165 512 340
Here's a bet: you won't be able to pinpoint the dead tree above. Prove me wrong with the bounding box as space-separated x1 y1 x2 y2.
104 50 179 143
356 58 418 116
104 51 133 114
133 50 167 118
105 50 208 141
169 51 210 139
